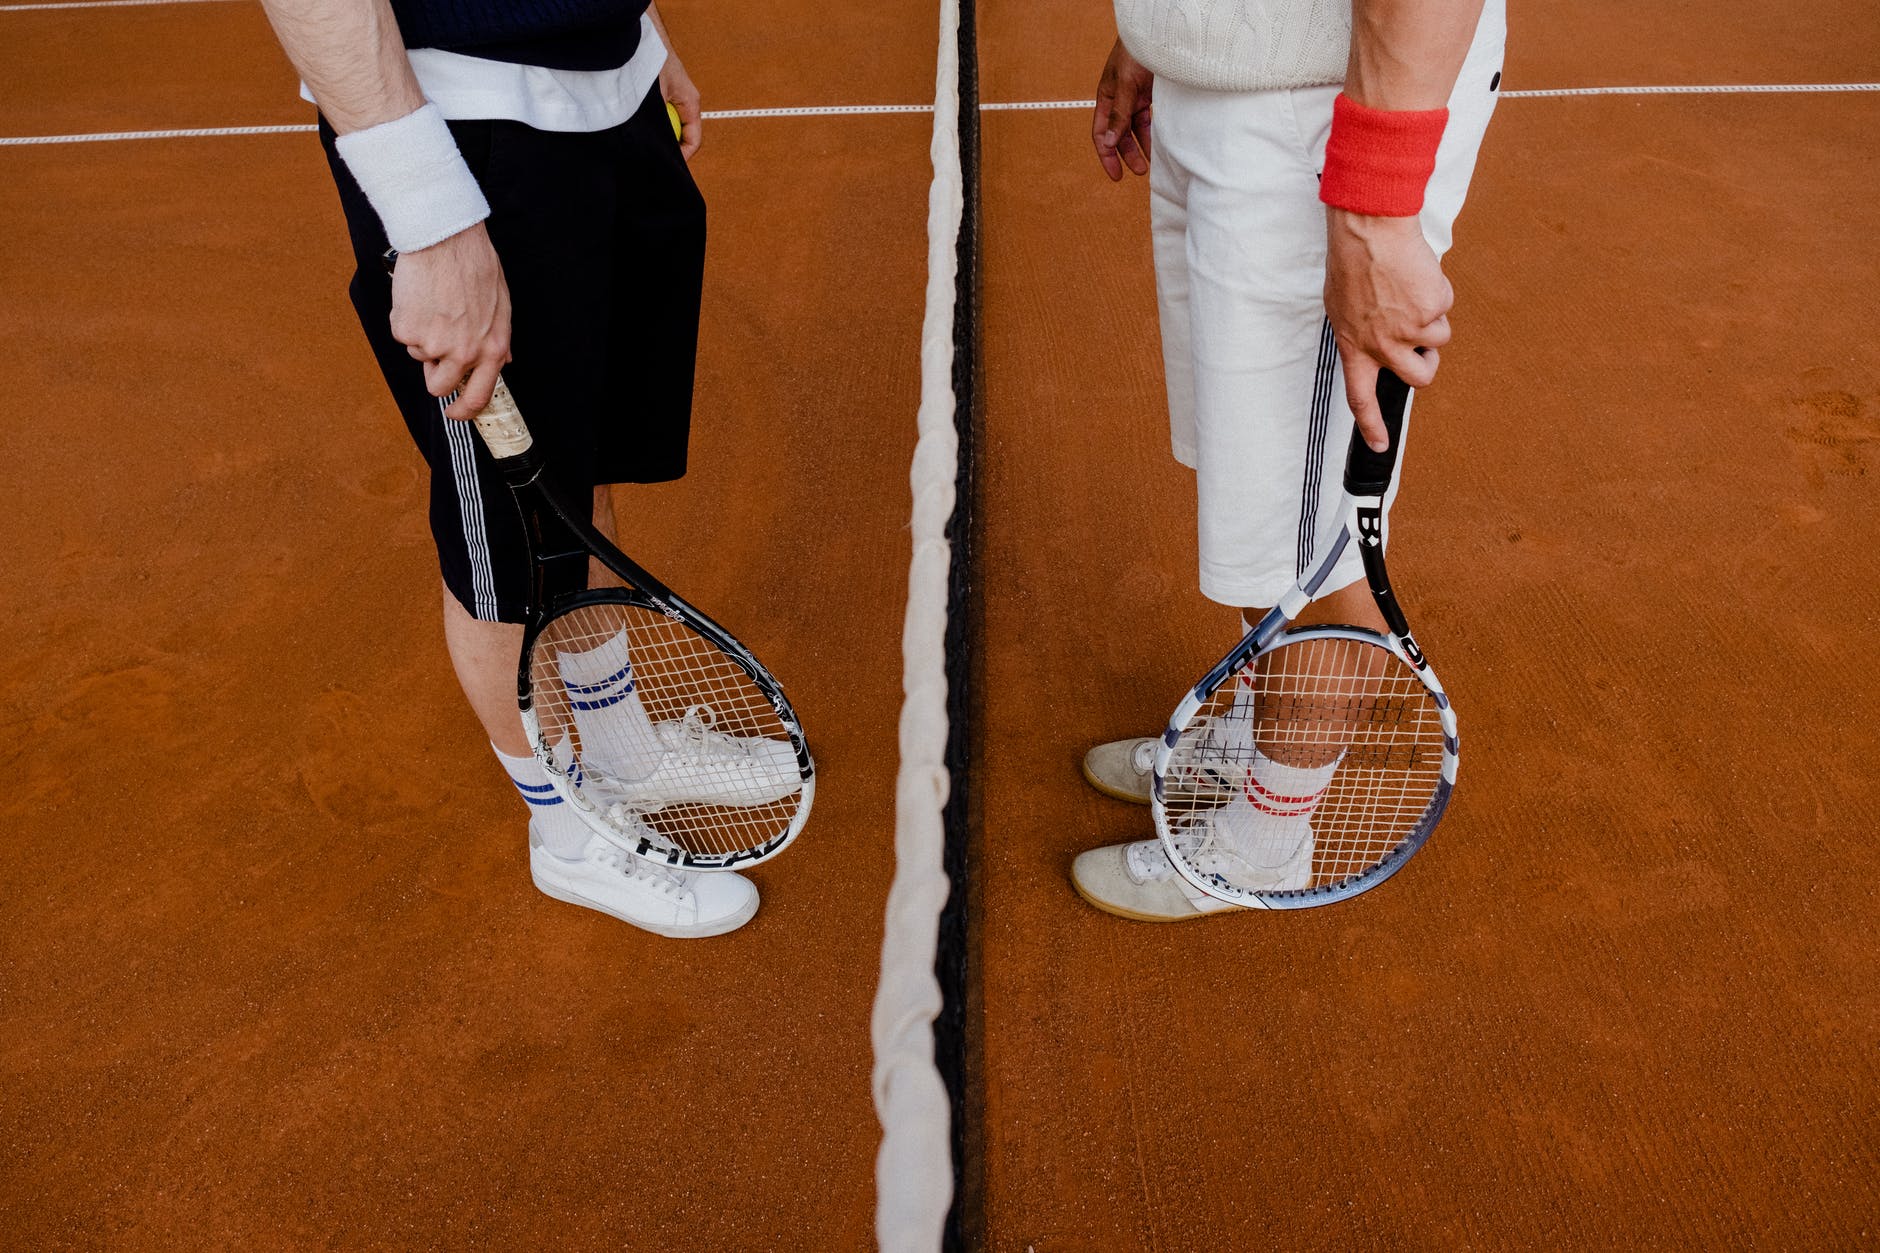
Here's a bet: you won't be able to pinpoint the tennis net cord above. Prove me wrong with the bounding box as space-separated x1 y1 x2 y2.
869 0 969 1246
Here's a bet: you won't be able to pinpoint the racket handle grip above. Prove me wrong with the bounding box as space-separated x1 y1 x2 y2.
471 376 535 459
1343 367 1412 496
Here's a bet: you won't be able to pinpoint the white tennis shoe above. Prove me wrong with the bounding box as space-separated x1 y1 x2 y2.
530 824 759 938
1173 799 1316 894
1081 721 1243 806
1072 807 1315 921
585 706 802 809
1070 839 1239 922
1081 737 1160 804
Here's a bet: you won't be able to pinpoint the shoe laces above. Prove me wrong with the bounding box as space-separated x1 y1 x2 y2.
659 705 758 764
1134 726 1218 778
1164 717 1252 791
1175 803 1307 876
1163 804 1251 877
1125 839 1177 880
592 840 692 899
1167 817 1217 863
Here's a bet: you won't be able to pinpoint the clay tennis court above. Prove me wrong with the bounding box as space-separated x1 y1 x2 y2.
3 0 1876 1247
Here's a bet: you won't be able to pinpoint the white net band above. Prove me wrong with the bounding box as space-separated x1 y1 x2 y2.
869 0 966 1246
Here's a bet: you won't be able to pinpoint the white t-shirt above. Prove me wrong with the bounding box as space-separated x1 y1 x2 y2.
303 12 666 133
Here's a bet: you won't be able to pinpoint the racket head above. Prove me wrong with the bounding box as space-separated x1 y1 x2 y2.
1151 624 1457 909
519 588 814 870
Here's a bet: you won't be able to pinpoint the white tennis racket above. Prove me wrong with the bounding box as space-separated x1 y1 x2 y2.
1151 369 1458 908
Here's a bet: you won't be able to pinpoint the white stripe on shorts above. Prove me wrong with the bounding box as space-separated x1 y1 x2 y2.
1297 319 1338 576
441 399 501 620
1150 0 1503 606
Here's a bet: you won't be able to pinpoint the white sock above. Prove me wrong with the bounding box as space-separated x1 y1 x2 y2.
558 628 663 781
1205 746 1340 866
1220 667 1259 752
1245 746 1339 820
1215 618 1339 867
494 743 593 860
1218 619 1258 745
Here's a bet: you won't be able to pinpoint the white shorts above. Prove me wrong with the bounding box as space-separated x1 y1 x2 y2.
1150 0 1507 607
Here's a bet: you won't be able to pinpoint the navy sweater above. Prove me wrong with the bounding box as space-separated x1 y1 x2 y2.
389 0 653 71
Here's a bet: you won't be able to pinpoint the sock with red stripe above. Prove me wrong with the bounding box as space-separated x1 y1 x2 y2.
1244 746 1339 819
1194 746 1339 883
1211 622 1337 874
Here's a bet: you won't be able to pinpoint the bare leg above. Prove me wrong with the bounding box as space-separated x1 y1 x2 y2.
441 484 621 757
588 483 622 590
442 585 529 754
1240 577 1388 769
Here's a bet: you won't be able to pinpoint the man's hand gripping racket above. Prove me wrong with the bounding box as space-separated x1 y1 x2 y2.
1151 370 1457 908
471 378 814 870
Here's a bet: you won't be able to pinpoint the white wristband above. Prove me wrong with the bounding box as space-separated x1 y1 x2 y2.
334 102 491 254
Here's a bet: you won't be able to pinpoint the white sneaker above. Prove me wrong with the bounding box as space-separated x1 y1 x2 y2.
1070 839 1240 922
529 824 759 938
587 706 803 809
1172 800 1316 894
1081 721 1242 806
1080 738 1160 804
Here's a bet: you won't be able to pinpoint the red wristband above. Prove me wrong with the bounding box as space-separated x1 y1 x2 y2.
1318 92 1449 217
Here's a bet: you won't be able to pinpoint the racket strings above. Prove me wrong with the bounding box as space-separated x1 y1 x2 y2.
1163 634 1445 895
528 602 806 861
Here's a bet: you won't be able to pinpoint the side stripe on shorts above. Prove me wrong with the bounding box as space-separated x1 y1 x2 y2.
440 398 502 621
1297 318 1338 576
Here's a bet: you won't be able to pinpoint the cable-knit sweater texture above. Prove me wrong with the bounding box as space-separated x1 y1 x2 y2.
1113 0 1351 91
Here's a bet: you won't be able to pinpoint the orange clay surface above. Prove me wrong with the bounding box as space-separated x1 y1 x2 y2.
0 1 937 1246
971 0 1879 1247
4 0 1879 1248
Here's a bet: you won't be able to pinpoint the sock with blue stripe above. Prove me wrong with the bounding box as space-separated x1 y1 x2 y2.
558 629 662 782
494 742 593 860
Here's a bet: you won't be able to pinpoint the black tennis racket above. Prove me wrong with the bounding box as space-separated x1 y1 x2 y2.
470 377 813 870
1151 369 1457 908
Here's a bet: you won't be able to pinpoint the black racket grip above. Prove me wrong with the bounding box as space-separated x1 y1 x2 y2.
1343 367 1413 497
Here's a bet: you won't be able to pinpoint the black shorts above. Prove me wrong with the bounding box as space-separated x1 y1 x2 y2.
320 85 705 623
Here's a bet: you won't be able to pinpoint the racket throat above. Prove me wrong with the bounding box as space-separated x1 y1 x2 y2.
1354 504 1424 666
524 509 593 612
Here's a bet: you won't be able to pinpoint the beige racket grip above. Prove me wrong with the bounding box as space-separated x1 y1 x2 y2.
470 376 534 458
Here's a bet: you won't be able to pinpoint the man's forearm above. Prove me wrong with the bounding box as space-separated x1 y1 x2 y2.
1345 0 1485 110
258 0 423 132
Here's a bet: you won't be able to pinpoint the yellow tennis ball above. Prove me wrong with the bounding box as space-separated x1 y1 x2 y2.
665 101 683 142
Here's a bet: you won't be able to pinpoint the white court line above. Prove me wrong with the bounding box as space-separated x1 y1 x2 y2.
704 104 933 119
988 84 1880 107
4 84 1878 146
1503 82 1880 97
0 0 234 9
0 110 934 146
0 124 314 145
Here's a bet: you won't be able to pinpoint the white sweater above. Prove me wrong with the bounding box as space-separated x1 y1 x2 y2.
1113 0 1351 91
